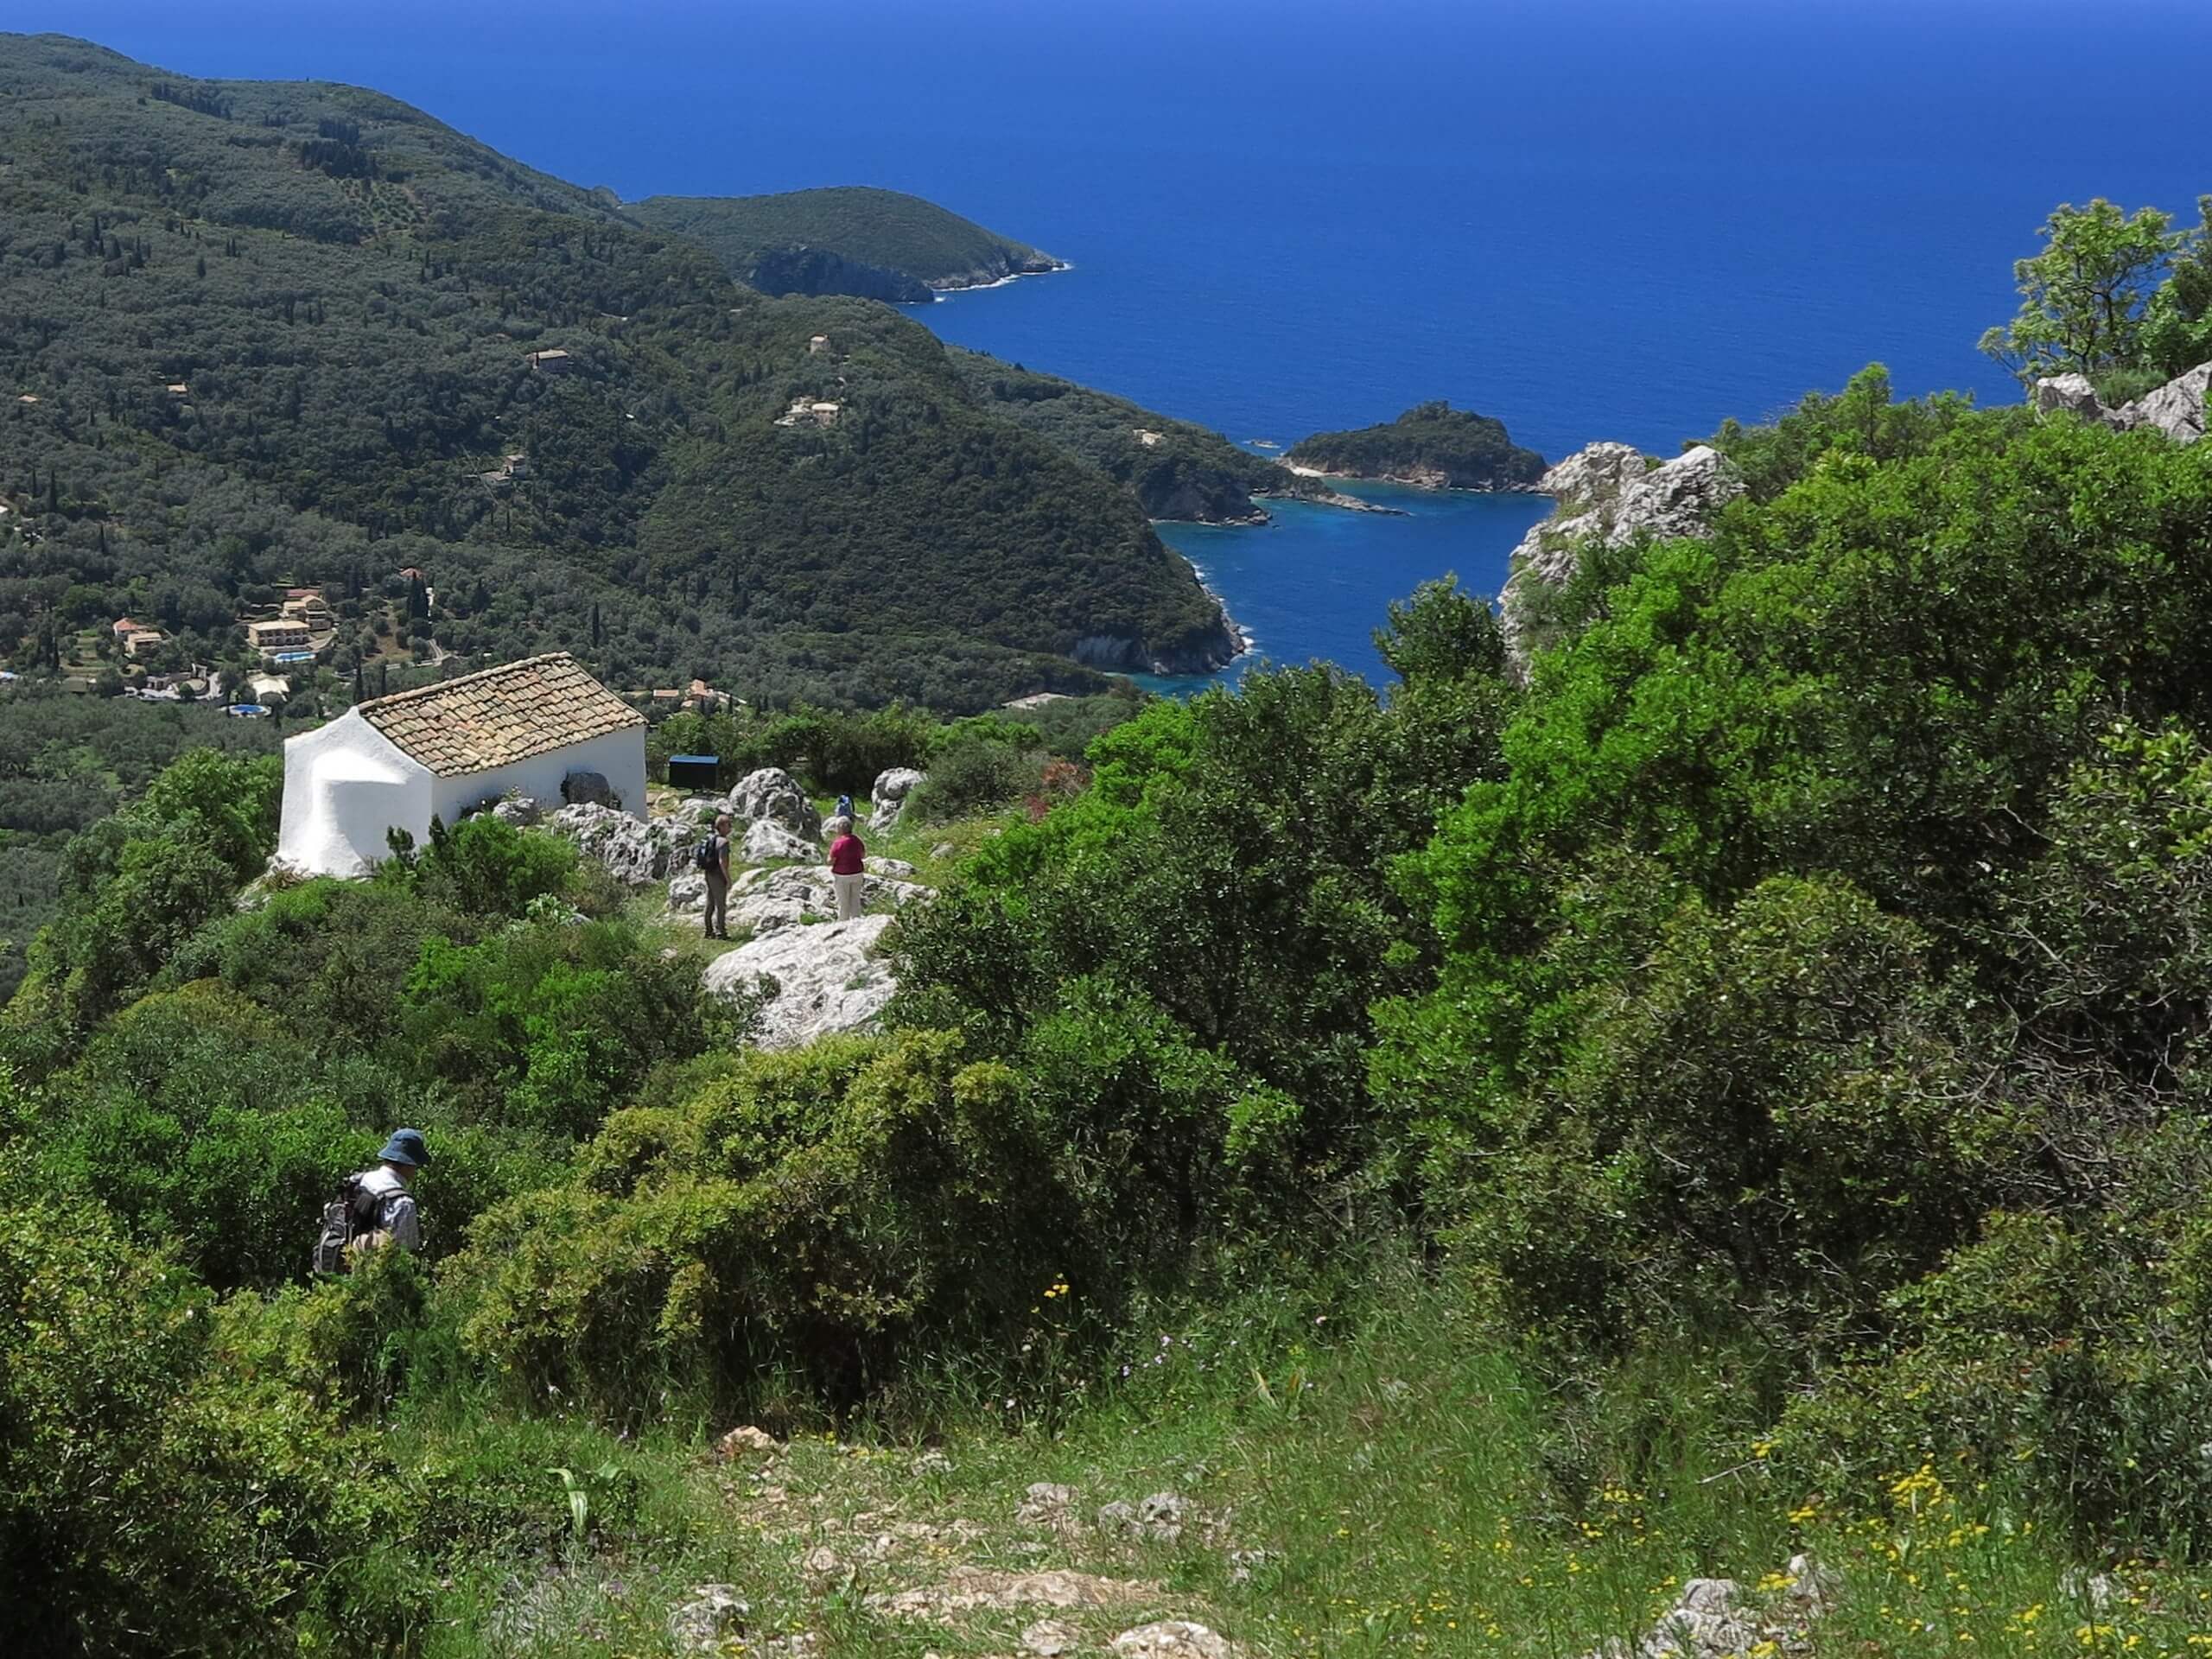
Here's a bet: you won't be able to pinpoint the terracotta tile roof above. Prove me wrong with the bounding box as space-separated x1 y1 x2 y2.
357 652 643 779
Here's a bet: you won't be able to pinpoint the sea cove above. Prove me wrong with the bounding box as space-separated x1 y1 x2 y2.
1139 483 1552 691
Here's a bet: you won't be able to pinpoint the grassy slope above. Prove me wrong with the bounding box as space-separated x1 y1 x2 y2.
405 1277 2202 1656
630 186 1060 291
0 35 1224 708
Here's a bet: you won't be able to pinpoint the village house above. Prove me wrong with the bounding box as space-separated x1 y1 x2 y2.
526 348 571 375
123 628 165 658
276 652 645 877
163 382 189 399
247 618 315 661
280 588 336 630
247 672 291 703
111 615 141 639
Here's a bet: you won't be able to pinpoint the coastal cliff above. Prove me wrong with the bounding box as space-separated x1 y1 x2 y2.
1287 400 1547 491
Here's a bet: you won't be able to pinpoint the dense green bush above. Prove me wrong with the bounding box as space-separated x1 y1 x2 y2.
0 1194 405 1657
401 915 733 1137
457 1030 1072 1416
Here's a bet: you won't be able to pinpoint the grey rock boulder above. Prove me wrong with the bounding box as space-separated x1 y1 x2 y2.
666 868 708 915
2035 360 2210 445
725 864 926 936
864 855 918 878
728 767 821 838
1023 1619 1083 1656
2034 372 2109 421
1098 1491 1187 1543
870 766 925 831
491 794 543 827
1015 1481 1080 1531
742 818 819 864
2116 360 2212 444
547 803 673 887
1501 442 1745 667
702 914 898 1048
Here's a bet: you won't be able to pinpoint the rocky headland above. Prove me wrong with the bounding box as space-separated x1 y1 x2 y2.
1285 399 1548 492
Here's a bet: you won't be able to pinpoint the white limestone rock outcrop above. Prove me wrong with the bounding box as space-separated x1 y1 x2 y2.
666 868 707 915
2033 359 2212 445
1500 442 1745 667
742 819 819 864
727 767 821 838
870 766 925 831
703 914 898 1048
2120 360 2212 444
725 864 927 936
547 802 679 886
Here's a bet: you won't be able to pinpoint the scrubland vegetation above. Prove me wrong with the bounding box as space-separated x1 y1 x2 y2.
10 66 2212 1653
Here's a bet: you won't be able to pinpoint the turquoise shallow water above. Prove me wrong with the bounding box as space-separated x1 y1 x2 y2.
1133 483 1552 693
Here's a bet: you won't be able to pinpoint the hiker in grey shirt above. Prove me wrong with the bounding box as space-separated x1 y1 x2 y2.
349 1128 428 1255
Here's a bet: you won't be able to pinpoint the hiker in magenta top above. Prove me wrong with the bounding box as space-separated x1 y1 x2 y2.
828 820 867 920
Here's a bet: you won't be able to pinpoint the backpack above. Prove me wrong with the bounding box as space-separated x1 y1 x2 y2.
694 834 722 873
312 1175 385 1274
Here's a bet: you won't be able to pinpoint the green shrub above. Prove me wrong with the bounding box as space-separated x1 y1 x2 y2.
909 723 1047 822
0 1192 404 1657
400 915 732 1137
457 1029 1074 1418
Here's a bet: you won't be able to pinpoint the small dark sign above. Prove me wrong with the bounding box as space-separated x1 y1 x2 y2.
666 753 720 791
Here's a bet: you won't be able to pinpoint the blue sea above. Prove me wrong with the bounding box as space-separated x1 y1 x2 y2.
27 0 2212 686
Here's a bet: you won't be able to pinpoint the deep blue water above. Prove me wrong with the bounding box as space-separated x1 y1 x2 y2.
22 0 2212 686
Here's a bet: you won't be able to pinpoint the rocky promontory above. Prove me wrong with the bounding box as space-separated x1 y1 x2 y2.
1498 442 1745 667
1285 400 1548 491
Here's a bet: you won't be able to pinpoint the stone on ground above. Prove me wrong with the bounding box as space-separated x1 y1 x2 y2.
713 1425 781 1459
491 794 543 826
1015 1481 1080 1531
1097 1491 1186 1542
666 1585 747 1655
1022 1618 1082 1656
702 913 897 1047
667 869 707 914
2036 359 2211 446
1112 1622 1235 1658
871 1567 1154 1618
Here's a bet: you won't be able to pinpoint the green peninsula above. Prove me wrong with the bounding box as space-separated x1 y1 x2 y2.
628 185 1064 301
1287 399 1548 490
0 36 1229 709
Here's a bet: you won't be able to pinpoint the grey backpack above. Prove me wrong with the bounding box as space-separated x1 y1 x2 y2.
312 1175 381 1274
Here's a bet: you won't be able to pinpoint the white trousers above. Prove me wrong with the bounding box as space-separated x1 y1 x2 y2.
833 872 866 920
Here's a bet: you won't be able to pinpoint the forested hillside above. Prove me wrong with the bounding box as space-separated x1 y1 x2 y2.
952 351 1304 522
631 186 1061 299
0 35 1230 711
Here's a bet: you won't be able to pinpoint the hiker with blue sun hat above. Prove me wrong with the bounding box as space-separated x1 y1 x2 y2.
312 1128 429 1272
